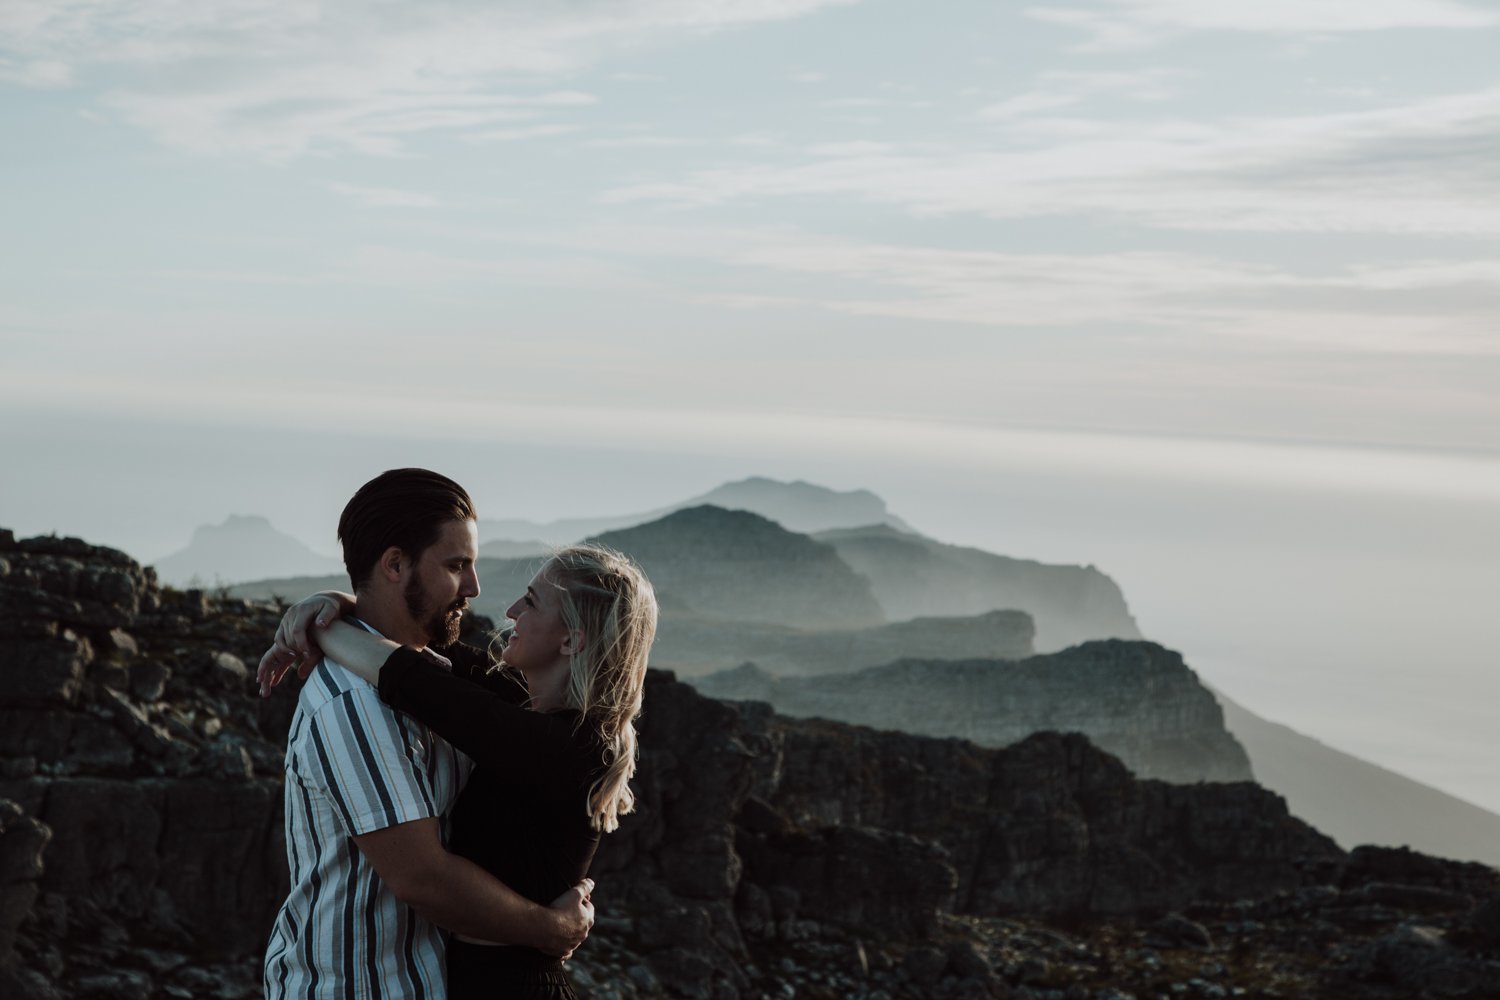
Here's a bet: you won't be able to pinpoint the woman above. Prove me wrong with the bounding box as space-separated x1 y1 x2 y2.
265 544 657 1000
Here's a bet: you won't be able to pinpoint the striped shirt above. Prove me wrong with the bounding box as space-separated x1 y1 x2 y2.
263 628 471 999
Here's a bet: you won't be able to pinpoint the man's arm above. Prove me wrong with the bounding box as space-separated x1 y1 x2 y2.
353 818 592 957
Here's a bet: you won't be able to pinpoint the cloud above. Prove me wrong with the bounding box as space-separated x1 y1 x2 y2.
0 55 71 87
325 182 440 208
978 68 1183 120
1026 0 1500 51
467 123 580 143
0 0 860 158
581 134 696 149
606 85 1500 237
715 232 1500 355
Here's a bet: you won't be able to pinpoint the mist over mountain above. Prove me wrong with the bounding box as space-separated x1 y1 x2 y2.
151 515 341 588
1216 689 1500 867
476 476 912 545
590 506 885 630
818 523 1140 651
476 538 551 559
648 609 1035 677
215 485 1500 869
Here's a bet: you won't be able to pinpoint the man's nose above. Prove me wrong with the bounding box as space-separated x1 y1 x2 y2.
462 567 480 598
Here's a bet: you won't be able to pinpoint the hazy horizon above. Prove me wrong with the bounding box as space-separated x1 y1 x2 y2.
5 407 1498 819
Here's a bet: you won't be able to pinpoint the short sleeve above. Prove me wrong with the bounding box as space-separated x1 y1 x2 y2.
291 683 441 836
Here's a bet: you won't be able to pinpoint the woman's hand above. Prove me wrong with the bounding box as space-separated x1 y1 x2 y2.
257 591 356 697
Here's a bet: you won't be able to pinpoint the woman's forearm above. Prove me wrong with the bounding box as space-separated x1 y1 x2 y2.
319 620 401 685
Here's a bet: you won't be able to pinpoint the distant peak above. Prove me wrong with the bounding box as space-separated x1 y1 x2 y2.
708 476 886 506
221 514 273 527
191 514 277 540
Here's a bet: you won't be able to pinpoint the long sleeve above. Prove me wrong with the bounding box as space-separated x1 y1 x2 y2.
377 646 600 793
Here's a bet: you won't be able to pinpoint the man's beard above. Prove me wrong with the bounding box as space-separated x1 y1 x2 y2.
404 576 465 647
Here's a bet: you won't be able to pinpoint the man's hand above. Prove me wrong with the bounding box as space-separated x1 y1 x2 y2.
542 879 595 959
352 820 595 952
256 592 352 696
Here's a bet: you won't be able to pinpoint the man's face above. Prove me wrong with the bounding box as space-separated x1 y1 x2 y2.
402 519 480 647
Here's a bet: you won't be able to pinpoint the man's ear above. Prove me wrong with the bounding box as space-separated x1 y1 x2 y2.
377 546 406 583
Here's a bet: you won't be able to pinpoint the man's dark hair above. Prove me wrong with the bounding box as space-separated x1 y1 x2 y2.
338 468 476 591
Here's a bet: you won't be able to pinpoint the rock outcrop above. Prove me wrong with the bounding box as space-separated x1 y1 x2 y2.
0 529 288 998
5 528 1498 1000
693 640 1252 784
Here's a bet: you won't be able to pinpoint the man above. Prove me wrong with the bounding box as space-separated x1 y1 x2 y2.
261 468 591 998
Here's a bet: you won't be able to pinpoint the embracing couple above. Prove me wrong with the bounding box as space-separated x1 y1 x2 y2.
257 468 659 999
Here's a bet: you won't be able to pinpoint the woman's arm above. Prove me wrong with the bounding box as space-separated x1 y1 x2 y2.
379 648 595 790
257 591 357 696
315 619 404 685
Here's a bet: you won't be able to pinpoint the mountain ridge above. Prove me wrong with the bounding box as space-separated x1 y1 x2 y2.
476 475 914 545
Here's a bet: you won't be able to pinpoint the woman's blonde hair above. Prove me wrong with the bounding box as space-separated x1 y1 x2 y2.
536 544 657 833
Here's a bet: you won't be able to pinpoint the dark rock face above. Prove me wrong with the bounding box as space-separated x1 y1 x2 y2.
693 639 1252 784
735 709 1325 916
0 799 48 965
5 528 1498 1000
816 524 1141 651
0 530 288 995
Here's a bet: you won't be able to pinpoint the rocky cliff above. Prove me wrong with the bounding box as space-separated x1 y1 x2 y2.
816 524 1140 652
693 640 1252 784
0 530 290 998
4 530 1499 1000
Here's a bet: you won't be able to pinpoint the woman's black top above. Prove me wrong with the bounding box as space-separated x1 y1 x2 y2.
376 645 604 998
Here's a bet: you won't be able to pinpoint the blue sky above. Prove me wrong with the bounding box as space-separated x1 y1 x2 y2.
4 1 1500 813
4 0 1499 455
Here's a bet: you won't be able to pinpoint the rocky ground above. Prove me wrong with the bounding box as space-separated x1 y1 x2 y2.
3 528 1500 999
571 846 1500 999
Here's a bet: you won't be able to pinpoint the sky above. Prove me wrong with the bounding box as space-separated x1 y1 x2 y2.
3 2 1499 811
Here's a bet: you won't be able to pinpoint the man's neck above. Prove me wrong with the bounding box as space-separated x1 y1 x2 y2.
352 591 429 649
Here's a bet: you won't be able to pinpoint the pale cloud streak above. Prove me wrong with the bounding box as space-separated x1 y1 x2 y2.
978 68 1183 120
0 0 860 157
1027 0 1500 51
325 182 440 208
719 234 1500 354
608 85 1500 236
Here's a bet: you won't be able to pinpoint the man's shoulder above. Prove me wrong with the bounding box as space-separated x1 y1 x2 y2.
293 660 391 726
